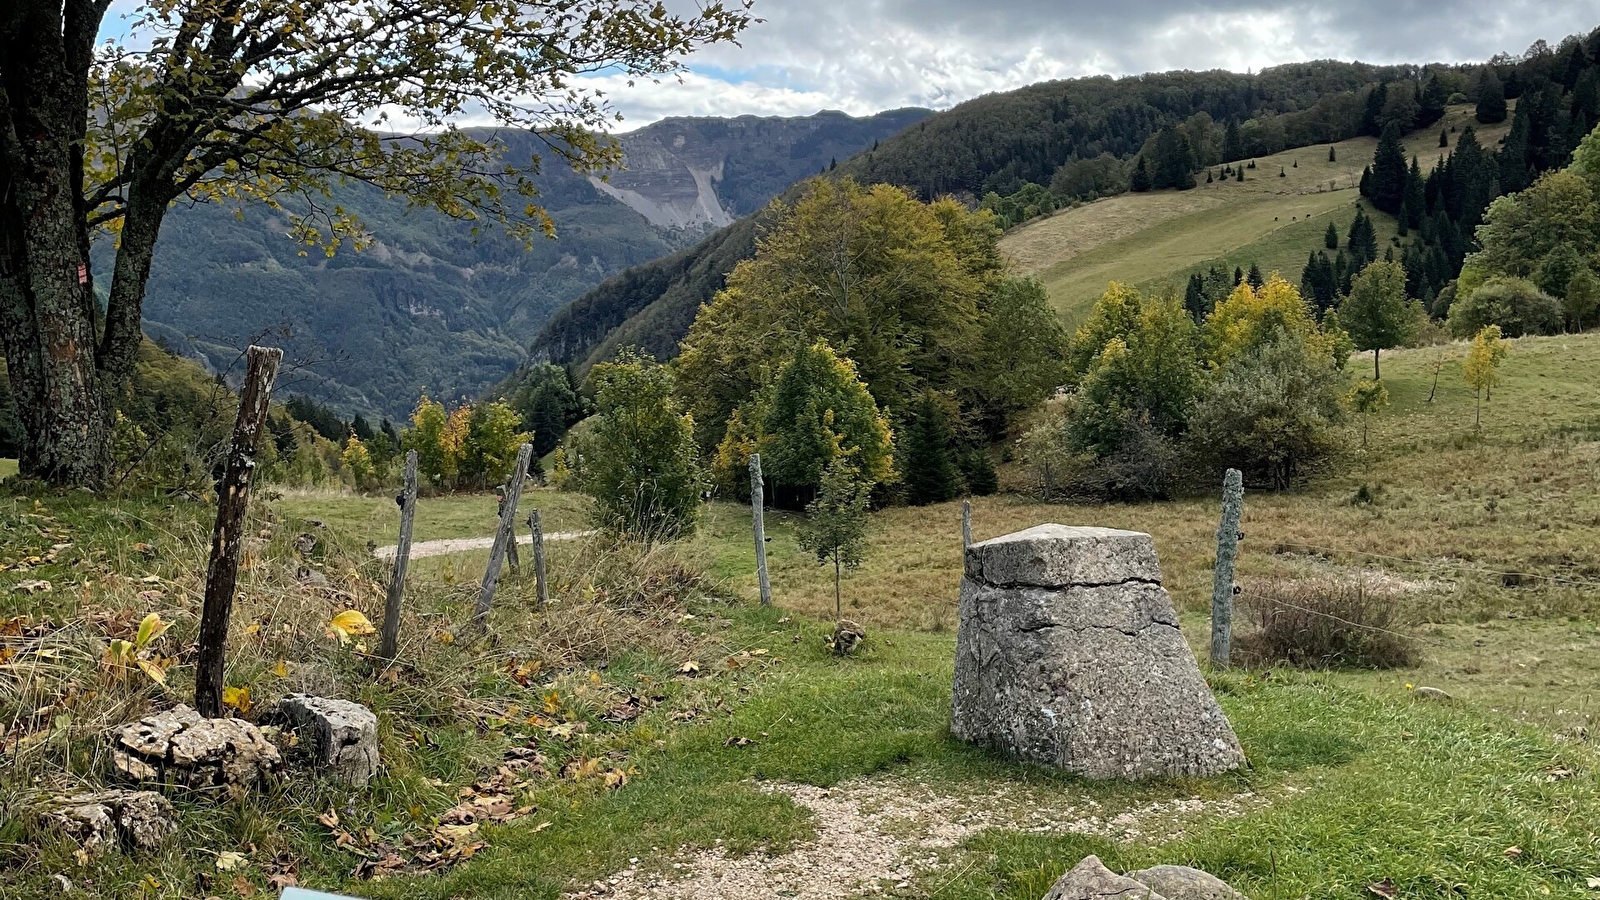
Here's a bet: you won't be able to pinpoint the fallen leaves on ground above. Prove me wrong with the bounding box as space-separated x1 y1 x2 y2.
1367 878 1397 899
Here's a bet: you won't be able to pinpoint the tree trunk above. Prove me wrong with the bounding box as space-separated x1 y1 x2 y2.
1372 347 1380 380
0 2 161 487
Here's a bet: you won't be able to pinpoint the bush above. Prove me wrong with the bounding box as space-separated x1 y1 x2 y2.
583 349 703 540
1235 577 1418 669
1186 331 1346 489
1447 276 1562 338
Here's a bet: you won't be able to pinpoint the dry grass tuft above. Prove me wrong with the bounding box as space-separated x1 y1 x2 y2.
1234 576 1418 670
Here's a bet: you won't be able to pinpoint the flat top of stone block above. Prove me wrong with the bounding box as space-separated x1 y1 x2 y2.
965 524 1162 587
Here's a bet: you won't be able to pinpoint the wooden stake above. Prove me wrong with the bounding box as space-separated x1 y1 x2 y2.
195 346 282 718
750 453 771 607
473 443 533 627
500 485 521 578
528 508 549 609
961 499 972 549
378 450 418 663
1210 468 1244 669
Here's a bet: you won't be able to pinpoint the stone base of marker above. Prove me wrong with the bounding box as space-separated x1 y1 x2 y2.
951 524 1244 780
266 695 380 786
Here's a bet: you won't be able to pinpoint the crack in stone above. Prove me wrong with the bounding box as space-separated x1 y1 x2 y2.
1015 619 1180 637
969 574 1163 591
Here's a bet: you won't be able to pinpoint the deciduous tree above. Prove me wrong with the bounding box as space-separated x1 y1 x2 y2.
1341 261 1419 379
0 0 750 485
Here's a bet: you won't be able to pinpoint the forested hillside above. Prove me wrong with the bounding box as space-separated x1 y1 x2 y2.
117 110 927 420
534 34 1600 379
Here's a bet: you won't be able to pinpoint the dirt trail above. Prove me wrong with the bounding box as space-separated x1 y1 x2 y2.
568 776 1265 899
372 530 595 560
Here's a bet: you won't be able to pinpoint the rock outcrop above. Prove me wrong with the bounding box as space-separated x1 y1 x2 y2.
951 524 1245 779
41 790 175 854
112 704 282 791
268 694 380 785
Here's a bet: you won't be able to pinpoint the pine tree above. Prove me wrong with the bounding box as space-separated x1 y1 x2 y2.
1236 166 1244 182
1368 123 1409 214
1130 156 1152 192
1279 165 1286 177
1403 156 1426 228
1247 263 1265 290
1475 68 1507 124
1234 266 1244 286
1222 117 1245 163
1362 81 1389 135
1325 220 1339 250
1329 145 1337 163
1184 272 1207 321
1439 129 1449 148
1499 112 1530 192
1151 126 1196 190
901 394 960 506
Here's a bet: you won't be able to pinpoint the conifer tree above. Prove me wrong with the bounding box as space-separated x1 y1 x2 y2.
1403 157 1426 229
1325 220 1339 250
1329 145 1337 163
1368 123 1409 214
1130 156 1152 192
1476 68 1508 124
1247 263 1265 290
1236 166 1245 182
901 393 960 506
1223 118 1246 163
1234 266 1245 286
1362 82 1389 135
1440 129 1449 148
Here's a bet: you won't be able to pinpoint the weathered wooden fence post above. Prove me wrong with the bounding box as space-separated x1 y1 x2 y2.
1210 468 1244 668
195 346 282 718
473 443 533 628
499 484 521 578
750 453 772 607
528 508 549 609
961 499 973 549
378 450 418 663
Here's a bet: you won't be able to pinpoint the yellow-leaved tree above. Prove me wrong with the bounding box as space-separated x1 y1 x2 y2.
1463 325 1509 430
1204 273 1348 368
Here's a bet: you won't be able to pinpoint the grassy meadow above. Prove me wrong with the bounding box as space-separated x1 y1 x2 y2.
5 328 1578 900
1002 103 1513 327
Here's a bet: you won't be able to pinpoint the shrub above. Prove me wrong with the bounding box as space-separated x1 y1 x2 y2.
1186 330 1346 489
582 349 703 540
1235 577 1418 669
1447 276 1562 338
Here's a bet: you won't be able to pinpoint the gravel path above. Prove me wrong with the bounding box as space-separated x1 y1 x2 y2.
373 530 595 560
568 776 1265 899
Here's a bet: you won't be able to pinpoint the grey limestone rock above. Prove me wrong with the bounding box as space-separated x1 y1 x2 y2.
42 790 175 854
952 525 1244 780
1128 865 1245 900
270 694 380 785
1043 855 1166 900
112 704 283 791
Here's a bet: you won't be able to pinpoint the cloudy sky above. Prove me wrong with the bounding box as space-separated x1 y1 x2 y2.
100 1 1600 128
583 0 1600 127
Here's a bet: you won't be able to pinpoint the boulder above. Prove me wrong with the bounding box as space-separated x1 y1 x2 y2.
828 619 866 656
269 695 380 786
41 790 175 854
1043 855 1166 900
112 704 282 791
951 525 1244 779
1128 866 1244 900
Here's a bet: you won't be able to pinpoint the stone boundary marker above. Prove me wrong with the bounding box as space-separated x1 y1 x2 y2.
951 524 1244 780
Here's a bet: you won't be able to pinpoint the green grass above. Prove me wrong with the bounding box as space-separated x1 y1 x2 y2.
1002 103 1511 325
6 327 1600 900
0 459 15 481
271 486 593 547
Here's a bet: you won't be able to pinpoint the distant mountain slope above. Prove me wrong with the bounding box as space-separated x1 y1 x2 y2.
530 60 1418 374
1001 103 1516 325
120 109 929 418
534 35 1596 377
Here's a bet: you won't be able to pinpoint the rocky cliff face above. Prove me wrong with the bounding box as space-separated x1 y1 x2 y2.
593 109 933 231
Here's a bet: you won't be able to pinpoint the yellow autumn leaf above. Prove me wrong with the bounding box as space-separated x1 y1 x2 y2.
271 660 289 678
222 685 252 714
135 657 170 685
327 610 376 643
